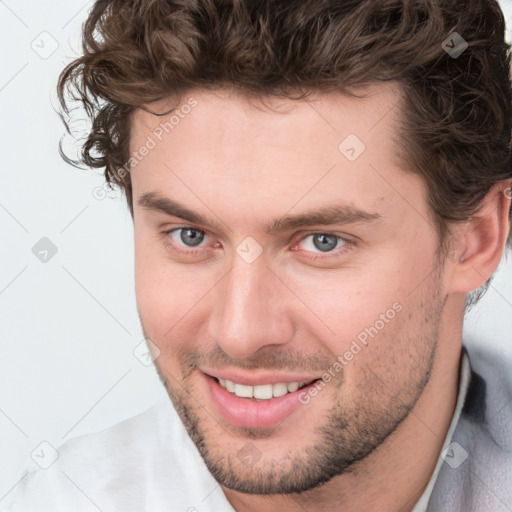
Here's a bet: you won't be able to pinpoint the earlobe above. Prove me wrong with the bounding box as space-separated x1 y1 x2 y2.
447 180 511 294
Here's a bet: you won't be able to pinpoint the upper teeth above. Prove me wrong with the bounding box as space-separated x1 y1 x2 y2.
218 378 307 399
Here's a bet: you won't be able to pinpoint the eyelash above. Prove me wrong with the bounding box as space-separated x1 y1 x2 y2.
161 227 355 261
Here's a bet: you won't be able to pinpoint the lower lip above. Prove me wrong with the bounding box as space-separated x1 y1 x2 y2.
204 373 318 429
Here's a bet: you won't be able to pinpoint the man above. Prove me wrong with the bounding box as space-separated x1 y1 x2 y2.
3 0 512 511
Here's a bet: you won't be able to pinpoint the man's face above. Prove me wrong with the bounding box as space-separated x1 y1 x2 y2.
130 85 447 494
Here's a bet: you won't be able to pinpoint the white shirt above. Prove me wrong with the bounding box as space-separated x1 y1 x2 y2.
1 352 470 512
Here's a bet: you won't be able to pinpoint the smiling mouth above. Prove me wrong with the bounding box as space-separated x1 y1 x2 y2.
213 377 318 401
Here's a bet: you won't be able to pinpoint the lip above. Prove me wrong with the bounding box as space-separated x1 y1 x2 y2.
203 372 319 429
202 368 319 387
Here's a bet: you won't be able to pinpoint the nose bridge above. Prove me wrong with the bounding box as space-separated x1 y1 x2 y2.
208 255 293 358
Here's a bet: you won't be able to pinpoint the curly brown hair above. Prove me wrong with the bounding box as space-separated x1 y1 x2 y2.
57 0 512 304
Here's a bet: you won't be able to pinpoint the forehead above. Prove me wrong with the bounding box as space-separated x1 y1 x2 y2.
130 83 404 156
128 83 429 235
129 83 405 183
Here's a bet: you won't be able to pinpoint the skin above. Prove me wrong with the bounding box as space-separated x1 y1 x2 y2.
129 84 511 512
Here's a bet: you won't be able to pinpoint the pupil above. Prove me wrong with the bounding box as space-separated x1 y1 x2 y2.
181 229 204 247
313 234 337 252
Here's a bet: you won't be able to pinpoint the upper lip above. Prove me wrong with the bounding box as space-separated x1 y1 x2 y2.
202 369 320 386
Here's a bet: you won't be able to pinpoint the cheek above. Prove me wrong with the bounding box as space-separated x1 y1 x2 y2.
134 237 214 342
289 267 404 338
288 249 432 358
134 233 178 335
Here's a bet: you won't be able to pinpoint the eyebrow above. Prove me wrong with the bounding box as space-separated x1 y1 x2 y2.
138 192 382 234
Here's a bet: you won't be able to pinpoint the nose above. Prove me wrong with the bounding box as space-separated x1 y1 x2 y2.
205 253 295 359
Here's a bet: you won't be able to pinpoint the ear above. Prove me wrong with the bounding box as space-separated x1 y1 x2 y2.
446 180 511 294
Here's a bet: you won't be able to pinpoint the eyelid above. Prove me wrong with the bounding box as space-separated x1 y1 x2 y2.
162 226 356 258
294 229 355 242
164 226 352 243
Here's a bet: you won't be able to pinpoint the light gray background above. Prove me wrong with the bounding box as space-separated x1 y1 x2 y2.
0 0 511 501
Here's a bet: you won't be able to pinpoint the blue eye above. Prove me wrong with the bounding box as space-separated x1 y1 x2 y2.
162 227 353 262
300 233 346 253
170 228 206 247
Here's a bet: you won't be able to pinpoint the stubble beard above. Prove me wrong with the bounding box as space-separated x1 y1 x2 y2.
144 270 444 495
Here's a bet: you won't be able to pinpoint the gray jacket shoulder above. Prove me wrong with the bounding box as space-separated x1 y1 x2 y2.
428 345 512 511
